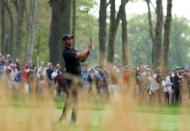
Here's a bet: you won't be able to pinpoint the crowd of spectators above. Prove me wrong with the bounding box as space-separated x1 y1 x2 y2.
1 53 190 104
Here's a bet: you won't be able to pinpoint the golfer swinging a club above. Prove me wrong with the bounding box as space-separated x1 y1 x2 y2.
59 34 93 124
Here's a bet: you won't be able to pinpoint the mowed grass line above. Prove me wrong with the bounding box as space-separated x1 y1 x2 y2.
139 106 180 131
139 105 190 131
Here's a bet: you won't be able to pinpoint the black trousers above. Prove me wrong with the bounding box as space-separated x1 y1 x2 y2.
59 77 79 123
171 87 180 104
175 88 180 104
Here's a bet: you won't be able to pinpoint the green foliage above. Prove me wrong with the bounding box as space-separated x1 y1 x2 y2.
128 14 152 65
113 14 152 66
169 16 190 68
31 0 51 64
11 0 52 64
116 14 190 67
13 0 190 68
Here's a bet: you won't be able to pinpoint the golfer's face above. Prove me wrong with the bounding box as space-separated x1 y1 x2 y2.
64 39 72 47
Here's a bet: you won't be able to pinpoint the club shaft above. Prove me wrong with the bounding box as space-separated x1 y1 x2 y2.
87 12 92 42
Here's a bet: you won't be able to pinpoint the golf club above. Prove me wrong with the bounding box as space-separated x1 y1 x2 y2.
80 7 94 52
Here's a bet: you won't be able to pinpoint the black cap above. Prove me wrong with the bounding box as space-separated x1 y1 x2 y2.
62 34 74 41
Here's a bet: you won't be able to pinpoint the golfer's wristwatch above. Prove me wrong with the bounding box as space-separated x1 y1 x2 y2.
88 49 93 54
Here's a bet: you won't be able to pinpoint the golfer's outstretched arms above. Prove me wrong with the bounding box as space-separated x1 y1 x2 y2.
76 42 92 62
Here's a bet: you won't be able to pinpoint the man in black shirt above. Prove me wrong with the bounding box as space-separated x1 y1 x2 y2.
59 34 93 124
170 70 182 104
63 47 81 75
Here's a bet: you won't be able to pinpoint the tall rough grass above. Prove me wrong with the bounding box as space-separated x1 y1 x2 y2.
0 67 190 131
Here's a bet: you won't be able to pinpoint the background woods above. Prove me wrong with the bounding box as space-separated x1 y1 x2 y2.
0 0 190 69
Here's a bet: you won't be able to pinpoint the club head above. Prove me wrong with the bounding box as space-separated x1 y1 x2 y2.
79 6 90 13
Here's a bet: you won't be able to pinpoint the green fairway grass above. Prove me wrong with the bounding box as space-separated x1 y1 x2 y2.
2 96 190 131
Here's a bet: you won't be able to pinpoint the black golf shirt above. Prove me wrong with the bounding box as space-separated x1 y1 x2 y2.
63 47 81 76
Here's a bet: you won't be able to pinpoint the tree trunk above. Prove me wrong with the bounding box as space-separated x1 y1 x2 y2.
0 0 1 47
3 0 9 54
121 1 128 66
15 0 26 59
5 17 9 54
146 0 155 46
107 0 116 63
162 0 172 72
72 0 76 47
1 0 6 54
99 0 107 67
4 0 14 56
36 34 41 57
153 0 163 68
107 0 129 64
26 0 37 62
49 0 71 67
